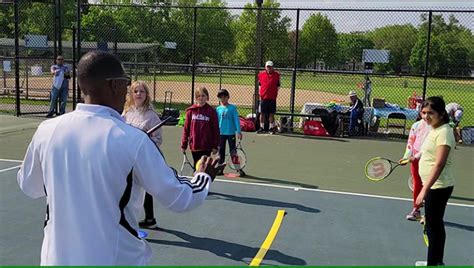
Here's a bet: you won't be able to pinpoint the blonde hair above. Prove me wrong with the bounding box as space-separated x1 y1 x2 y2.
195 86 209 99
123 81 152 113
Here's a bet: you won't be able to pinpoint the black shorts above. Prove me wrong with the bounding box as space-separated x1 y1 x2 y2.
259 99 276 114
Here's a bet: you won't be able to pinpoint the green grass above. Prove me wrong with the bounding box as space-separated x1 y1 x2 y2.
137 72 473 126
3 71 473 126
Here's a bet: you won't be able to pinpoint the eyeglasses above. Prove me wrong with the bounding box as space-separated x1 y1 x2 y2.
105 76 132 86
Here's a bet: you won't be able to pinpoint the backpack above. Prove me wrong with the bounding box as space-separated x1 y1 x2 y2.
303 120 330 136
239 116 256 132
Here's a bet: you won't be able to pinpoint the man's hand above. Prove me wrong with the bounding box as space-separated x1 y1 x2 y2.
196 156 225 181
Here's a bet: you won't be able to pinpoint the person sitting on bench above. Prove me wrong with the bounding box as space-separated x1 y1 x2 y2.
348 90 364 136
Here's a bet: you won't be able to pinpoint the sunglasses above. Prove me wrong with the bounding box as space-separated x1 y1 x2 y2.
105 76 132 86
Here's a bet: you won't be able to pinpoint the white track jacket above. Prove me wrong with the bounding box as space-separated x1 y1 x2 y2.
17 104 212 265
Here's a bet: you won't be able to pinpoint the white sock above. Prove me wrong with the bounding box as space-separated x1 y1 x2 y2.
260 123 264 128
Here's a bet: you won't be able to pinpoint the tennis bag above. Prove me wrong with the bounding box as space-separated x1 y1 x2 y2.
239 116 255 132
461 126 473 144
303 120 330 136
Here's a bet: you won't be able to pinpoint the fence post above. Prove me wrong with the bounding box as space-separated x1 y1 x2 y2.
76 0 81 102
53 0 58 59
14 0 20 116
113 26 118 55
289 9 300 130
254 0 263 127
57 0 62 55
421 11 432 101
190 7 197 105
72 26 76 109
153 65 156 102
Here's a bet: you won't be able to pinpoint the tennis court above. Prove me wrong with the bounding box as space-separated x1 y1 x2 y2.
1 115 473 265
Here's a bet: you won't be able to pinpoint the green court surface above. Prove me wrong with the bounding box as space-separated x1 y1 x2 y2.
0 114 473 265
2 114 472 205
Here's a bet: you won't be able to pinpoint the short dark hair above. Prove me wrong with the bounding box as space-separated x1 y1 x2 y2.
422 96 449 124
77 51 124 95
217 88 229 98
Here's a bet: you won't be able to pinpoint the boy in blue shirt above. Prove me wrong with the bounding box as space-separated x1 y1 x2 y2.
216 89 245 177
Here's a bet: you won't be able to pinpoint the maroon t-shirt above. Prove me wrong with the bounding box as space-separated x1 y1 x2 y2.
181 103 220 151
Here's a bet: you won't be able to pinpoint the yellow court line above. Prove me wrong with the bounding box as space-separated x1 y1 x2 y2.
249 209 287 266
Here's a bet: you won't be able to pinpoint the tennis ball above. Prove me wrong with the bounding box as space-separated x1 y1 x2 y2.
195 159 203 170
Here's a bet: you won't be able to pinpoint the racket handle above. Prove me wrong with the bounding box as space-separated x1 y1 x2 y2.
146 116 172 135
399 159 410 165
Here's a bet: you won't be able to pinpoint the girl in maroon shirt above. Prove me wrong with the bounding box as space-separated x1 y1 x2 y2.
181 87 220 166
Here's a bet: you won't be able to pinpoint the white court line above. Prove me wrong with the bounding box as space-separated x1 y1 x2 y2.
215 179 474 208
1 158 471 208
0 158 22 163
0 165 21 173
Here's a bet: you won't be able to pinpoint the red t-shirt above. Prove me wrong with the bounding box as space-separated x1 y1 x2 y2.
258 70 280 100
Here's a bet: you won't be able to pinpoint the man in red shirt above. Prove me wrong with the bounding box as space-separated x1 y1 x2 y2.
257 60 280 134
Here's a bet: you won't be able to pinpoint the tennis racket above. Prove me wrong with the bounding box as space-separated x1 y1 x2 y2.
146 116 172 135
180 152 195 177
227 141 247 171
420 216 429 247
365 157 409 181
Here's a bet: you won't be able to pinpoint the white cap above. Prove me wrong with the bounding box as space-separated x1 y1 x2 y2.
348 90 357 97
265 61 274 67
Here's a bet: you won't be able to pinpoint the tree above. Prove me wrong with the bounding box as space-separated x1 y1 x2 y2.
195 0 234 64
409 14 472 76
299 13 338 69
0 4 13 38
367 24 418 73
168 0 198 64
230 0 291 67
337 33 374 70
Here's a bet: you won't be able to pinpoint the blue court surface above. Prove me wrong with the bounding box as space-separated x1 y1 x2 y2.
1 158 473 266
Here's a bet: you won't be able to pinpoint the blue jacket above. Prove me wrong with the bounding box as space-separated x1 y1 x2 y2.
216 104 241 135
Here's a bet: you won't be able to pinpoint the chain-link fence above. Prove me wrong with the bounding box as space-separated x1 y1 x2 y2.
1 2 472 136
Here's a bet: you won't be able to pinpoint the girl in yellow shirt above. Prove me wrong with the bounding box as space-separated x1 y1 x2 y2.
416 96 455 266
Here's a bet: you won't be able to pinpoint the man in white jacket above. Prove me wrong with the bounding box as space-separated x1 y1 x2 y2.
17 51 222 265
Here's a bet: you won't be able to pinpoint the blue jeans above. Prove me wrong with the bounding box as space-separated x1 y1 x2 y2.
349 109 361 135
49 84 68 115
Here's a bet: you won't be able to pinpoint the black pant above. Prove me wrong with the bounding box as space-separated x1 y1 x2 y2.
191 150 212 167
144 192 154 220
425 186 453 266
218 135 237 165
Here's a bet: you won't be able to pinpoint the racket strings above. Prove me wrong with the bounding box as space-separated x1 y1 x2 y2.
228 150 246 170
366 159 391 180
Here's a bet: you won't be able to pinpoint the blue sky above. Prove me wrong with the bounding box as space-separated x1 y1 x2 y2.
223 0 473 33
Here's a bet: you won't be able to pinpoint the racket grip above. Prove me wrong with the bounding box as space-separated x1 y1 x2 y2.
399 159 410 165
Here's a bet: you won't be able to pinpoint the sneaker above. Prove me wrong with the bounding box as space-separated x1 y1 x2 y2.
415 261 427 266
46 113 54 118
406 208 421 221
238 170 246 177
256 129 267 134
139 218 158 229
217 170 224 176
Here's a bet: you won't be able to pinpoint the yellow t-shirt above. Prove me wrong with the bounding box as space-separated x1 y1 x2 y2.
419 123 455 189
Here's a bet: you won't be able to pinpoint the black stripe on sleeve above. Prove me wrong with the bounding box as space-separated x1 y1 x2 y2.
118 170 139 239
43 185 49 228
170 167 210 193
